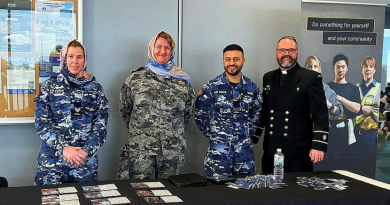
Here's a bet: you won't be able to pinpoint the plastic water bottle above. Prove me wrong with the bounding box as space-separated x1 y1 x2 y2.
274 148 284 179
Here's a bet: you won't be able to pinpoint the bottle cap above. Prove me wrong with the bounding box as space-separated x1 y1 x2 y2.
277 148 282 152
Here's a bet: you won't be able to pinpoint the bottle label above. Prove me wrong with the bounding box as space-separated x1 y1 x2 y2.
274 155 284 166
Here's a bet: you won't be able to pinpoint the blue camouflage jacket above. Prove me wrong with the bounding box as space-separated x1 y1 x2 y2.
195 73 262 141
35 73 109 158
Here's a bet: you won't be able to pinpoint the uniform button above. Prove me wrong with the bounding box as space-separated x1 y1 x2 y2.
284 133 288 137
270 110 274 113
270 124 273 128
270 131 273 135
285 111 289 115
284 126 288 129
285 118 289 122
270 117 274 120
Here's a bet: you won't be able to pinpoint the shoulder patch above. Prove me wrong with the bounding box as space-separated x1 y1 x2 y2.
35 90 40 98
198 89 203 96
131 67 144 74
317 74 322 78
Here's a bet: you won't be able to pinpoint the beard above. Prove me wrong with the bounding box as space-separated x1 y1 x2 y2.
277 55 297 69
224 65 243 76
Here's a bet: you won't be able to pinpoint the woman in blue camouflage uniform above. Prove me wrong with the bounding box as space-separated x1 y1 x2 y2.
117 31 195 180
34 40 109 185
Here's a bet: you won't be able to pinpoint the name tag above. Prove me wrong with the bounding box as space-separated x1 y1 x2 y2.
233 100 240 113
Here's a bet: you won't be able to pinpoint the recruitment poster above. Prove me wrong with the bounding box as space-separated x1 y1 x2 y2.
0 8 32 52
300 1 386 179
7 55 35 94
35 1 75 54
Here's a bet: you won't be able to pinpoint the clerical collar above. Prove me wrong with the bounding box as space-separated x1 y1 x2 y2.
279 63 297 74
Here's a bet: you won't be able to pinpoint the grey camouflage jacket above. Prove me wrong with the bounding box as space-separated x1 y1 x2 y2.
120 67 195 156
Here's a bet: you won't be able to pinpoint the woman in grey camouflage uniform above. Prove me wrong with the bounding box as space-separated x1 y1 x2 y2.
117 31 195 180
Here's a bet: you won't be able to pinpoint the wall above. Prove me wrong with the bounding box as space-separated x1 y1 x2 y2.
0 0 388 187
82 0 179 182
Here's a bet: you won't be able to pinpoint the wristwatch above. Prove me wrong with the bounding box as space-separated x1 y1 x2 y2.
329 104 335 111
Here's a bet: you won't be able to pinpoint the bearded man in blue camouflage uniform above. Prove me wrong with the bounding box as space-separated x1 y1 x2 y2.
34 40 109 185
195 44 262 180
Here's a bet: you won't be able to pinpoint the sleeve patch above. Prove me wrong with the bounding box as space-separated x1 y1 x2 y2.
197 89 203 96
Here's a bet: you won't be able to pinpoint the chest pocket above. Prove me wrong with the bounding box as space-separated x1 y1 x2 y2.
241 92 254 112
213 91 231 117
169 84 187 113
50 89 71 119
133 85 155 108
83 90 98 113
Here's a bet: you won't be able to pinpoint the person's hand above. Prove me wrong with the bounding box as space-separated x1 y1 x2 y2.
362 105 373 115
63 146 84 166
326 100 332 109
77 149 88 162
336 95 343 101
309 149 324 163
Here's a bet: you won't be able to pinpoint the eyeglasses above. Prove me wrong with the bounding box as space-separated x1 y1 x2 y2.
155 45 172 51
276 48 298 55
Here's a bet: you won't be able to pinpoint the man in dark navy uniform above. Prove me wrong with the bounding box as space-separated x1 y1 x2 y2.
253 36 329 174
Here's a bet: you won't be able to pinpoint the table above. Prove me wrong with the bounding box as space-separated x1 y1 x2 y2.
0 171 389 205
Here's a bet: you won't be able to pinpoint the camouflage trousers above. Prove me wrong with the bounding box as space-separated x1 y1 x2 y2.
116 152 185 180
204 139 255 179
35 155 98 185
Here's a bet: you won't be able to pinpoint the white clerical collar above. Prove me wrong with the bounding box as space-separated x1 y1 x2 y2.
280 63 297 74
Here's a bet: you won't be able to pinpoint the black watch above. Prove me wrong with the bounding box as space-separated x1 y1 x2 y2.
329 105 335 111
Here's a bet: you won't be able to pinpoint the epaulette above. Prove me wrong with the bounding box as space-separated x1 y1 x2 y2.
131 67 145 74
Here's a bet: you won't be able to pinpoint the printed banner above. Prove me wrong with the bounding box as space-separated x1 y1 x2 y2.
300 1 386 180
